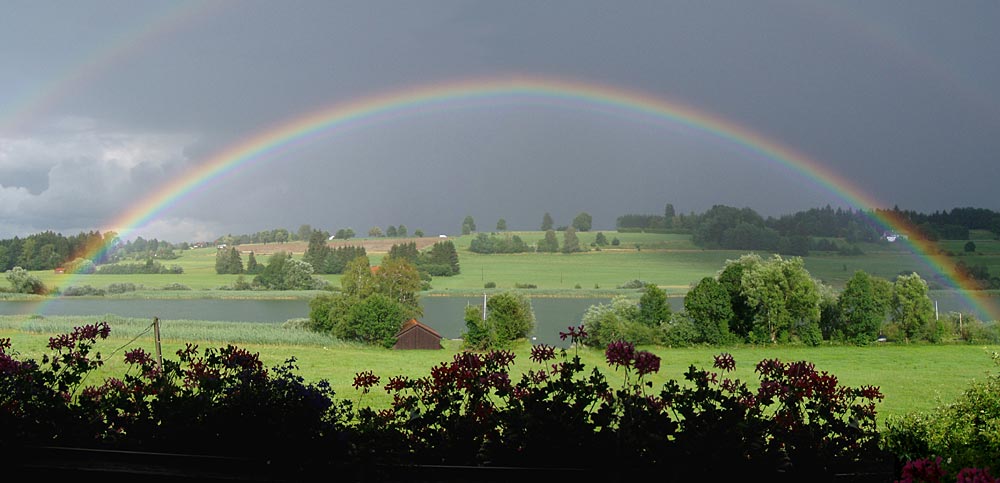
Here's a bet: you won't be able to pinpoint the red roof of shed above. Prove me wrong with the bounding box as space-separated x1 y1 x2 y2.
395 319 442 339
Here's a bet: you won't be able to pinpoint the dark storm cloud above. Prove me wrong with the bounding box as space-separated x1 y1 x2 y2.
0 0 997 241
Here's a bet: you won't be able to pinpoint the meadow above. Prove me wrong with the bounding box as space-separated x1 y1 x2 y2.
1 314 997 429
5 229 1000 429
15 229 1000 302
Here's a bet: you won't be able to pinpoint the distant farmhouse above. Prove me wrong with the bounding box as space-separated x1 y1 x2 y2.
882 232 908 242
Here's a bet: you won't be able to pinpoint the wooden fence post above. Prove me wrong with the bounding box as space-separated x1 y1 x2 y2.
153 316 163 371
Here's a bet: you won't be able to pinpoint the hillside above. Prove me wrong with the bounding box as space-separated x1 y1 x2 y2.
233 236 447 255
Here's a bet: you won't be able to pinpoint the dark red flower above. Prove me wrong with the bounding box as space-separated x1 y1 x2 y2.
634 350 661 376
713 353 736 372
123 348 152 365
530 344 556 363
353 370 380 393
605 340 635 369
559 325 587 342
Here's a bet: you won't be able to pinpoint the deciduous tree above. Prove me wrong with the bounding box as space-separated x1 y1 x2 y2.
836 271 889 345
344 293 406 348
890 272 936 342
740 254 821 345
638 283 671 327
537 230 559 252
683 276 734 344
463 291 535 349
572 212 593 232
375 256 422 319
341 255 375 299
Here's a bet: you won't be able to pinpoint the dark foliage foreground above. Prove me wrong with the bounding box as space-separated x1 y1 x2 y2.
1 323 903 481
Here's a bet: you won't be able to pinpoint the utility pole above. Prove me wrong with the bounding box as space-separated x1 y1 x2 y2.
153 316 163 371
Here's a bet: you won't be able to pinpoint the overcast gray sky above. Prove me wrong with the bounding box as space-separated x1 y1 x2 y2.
1 0 998 242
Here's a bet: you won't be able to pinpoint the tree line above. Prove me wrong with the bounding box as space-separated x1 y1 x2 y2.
617 203 1000 252
0 230 184 273
575 254 996 350
213 236 460 297
213 223 428 247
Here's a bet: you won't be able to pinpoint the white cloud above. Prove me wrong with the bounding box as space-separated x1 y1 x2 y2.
0 117 197 238
115 217 223 244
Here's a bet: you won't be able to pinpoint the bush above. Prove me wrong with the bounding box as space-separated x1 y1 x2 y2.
513 282 537 289
94 260 183 275
617 279 647 289
881 351 1000 477
161 283 191 291
106 282 139 294
484 281 496 288
0 325 894 479
4 267 46 294
661 314 700 347
421 263 453 277
60 285 106 296
463 291 535 349
350 294 405 348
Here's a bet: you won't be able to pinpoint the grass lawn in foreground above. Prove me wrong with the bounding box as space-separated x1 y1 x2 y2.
2 314 998 428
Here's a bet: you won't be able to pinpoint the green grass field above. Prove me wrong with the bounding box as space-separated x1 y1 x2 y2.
13 231 998 311
2 314 997 428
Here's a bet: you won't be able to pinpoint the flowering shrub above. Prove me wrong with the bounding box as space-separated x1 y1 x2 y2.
882 352 1000 482
1 322 352 470
347 325 891 479
0 321 918 479
895 457 999 483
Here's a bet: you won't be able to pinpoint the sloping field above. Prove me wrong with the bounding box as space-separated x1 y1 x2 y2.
236 236 446 255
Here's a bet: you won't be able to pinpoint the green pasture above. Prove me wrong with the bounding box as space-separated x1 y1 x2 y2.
10 231 1000 303
2 314 997 427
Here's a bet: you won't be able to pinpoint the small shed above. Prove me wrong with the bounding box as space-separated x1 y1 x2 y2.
393 319 443 350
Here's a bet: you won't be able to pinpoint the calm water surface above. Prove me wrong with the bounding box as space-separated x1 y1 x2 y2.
0 290 992 347
0 296 642 347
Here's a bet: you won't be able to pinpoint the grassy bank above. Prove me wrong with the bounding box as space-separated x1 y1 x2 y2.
7 231 997 300
2 314 997 427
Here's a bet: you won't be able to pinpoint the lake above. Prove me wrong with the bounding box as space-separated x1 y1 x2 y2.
0 295 640 347
0 290 993 347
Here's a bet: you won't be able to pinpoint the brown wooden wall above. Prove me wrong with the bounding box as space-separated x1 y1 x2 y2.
393 327 442 350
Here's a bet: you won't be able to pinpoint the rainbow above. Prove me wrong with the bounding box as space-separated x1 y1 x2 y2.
0 0 227 134
57 75 998 321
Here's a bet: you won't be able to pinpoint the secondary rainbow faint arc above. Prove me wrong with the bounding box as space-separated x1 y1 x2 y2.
79 75 994 320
